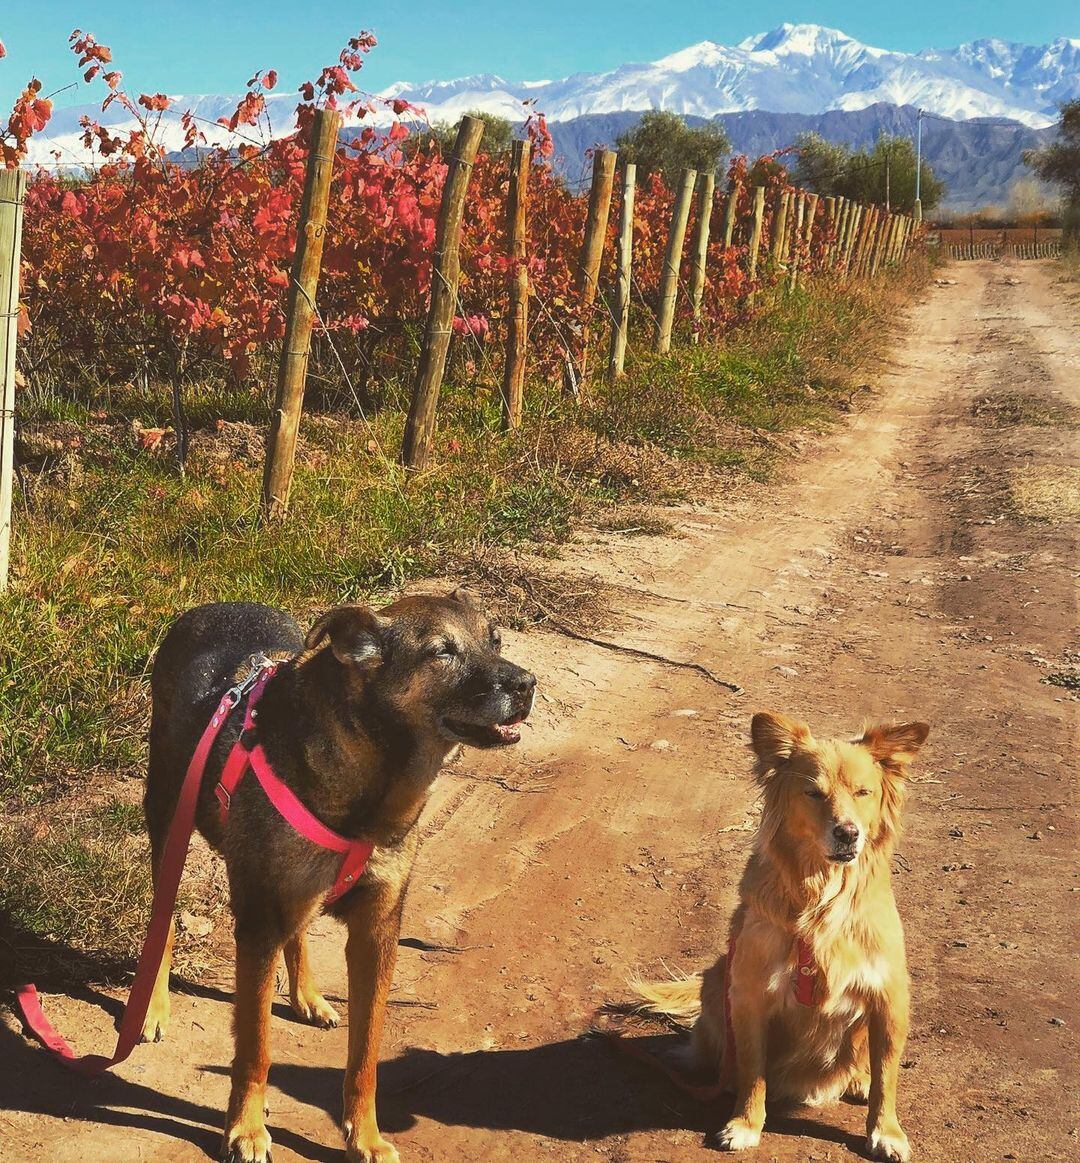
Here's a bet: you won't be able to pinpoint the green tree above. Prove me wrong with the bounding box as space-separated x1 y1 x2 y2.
1025 99 1080 245
792 133 851 196
615 110 730 184
422 110 516 157
793 132 944 214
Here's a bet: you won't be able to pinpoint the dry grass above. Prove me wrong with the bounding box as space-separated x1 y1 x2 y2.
1010 465 1080 522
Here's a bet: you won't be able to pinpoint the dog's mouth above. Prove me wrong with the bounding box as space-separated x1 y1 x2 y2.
441 714 525 748
830 849 858 864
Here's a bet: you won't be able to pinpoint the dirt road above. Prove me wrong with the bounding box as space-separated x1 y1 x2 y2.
2 259 1076 1162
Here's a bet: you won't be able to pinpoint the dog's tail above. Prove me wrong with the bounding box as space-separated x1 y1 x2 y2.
627 970 703 1025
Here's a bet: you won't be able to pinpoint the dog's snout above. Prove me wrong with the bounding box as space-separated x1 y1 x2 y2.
832 821 859 845
504 667 536 697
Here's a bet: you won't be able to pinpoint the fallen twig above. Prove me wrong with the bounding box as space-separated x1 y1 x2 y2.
546 618 743 693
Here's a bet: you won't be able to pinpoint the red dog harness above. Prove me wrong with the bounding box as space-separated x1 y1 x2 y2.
16 656 373 1073
214 661 374 904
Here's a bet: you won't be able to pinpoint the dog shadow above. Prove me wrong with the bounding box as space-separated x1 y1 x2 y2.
206 1033 868 1155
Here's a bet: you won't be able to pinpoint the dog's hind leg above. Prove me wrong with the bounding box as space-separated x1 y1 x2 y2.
843 1022 872 1103
221 929 282 1163
284 930 340 1028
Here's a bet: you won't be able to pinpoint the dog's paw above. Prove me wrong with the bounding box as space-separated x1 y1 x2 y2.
844 1071 871 1103
138 1002 170 1044
714 1118 762 1151
867 1124 911 1162
344 1119 400 1162
290 990 340 1029
220 1123 273 1163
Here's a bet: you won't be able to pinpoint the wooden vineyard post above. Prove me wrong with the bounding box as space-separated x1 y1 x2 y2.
823 197 837 267
887 215 902 265
788 193 806 291
839 198 855 266
655 167 697 354
837 198 853 266
261 108 341 518
746 186 766 306
501 138 531 431
870 212 891 276
722 178 739 248
0 169 26 592
769 190 790 266
855 207 877 278
607 162 636 382
844 204 863 274
564 148 617 395
400 115 485 470
801 193 819 281
688 170 715 342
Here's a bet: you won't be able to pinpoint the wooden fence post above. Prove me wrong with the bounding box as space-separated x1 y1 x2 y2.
822 196 836 266
500 138 531 431
400 115 485 470
722 178 740 248
870 212 891 276
855 207 877 277
788 193 805 291
0 169 27 592
688 171 715 342
769 189 790 266
565 148 617 394
607 162 636 382
802 193 819 281
746 186 766 306
261 108 341 518
836 200 851 267
844 204 863 274
655 167 697 354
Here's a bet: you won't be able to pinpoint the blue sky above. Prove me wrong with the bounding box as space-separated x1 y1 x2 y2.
1 1 1077 110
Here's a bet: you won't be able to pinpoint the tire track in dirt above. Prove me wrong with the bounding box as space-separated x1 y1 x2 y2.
1 260 1075 1163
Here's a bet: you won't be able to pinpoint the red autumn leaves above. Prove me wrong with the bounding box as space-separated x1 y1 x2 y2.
3 26 830 390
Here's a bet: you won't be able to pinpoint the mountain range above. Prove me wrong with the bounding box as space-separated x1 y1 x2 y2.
22 24 1078 210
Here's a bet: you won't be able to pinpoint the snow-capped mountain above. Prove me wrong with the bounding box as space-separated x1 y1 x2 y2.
378 25 1078 129
21 24 1079 166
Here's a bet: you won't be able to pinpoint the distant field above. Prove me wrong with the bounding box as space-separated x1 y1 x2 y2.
936 227 1064 244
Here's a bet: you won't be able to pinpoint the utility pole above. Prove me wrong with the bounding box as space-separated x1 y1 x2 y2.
914 109 924 223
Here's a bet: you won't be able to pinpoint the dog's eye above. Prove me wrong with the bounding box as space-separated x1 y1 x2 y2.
855 788 873 798
805 787 828 800
432 640 458 661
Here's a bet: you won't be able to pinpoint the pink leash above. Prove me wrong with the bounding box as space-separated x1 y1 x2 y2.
16 658 373 1072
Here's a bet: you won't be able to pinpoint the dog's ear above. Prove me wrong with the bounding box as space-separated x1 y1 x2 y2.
305 605 388 668
450 586 484 612
859 722 930 770
750 712 812 768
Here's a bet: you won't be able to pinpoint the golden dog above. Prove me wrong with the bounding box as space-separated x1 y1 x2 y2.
634 712 929 1161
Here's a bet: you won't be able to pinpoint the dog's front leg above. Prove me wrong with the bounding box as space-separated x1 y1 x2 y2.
866 986 911 1162
715 982 768 1151
221 931 282 1163
342 886 403 1163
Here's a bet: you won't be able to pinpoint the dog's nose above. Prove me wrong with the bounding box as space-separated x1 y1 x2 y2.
833 821 859 845
505 668 536 697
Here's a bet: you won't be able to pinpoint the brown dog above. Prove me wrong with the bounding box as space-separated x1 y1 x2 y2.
634 712 929 1161
142 591 535 1162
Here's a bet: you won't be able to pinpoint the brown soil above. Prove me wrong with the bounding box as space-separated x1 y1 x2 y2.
1 259 1076 1162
